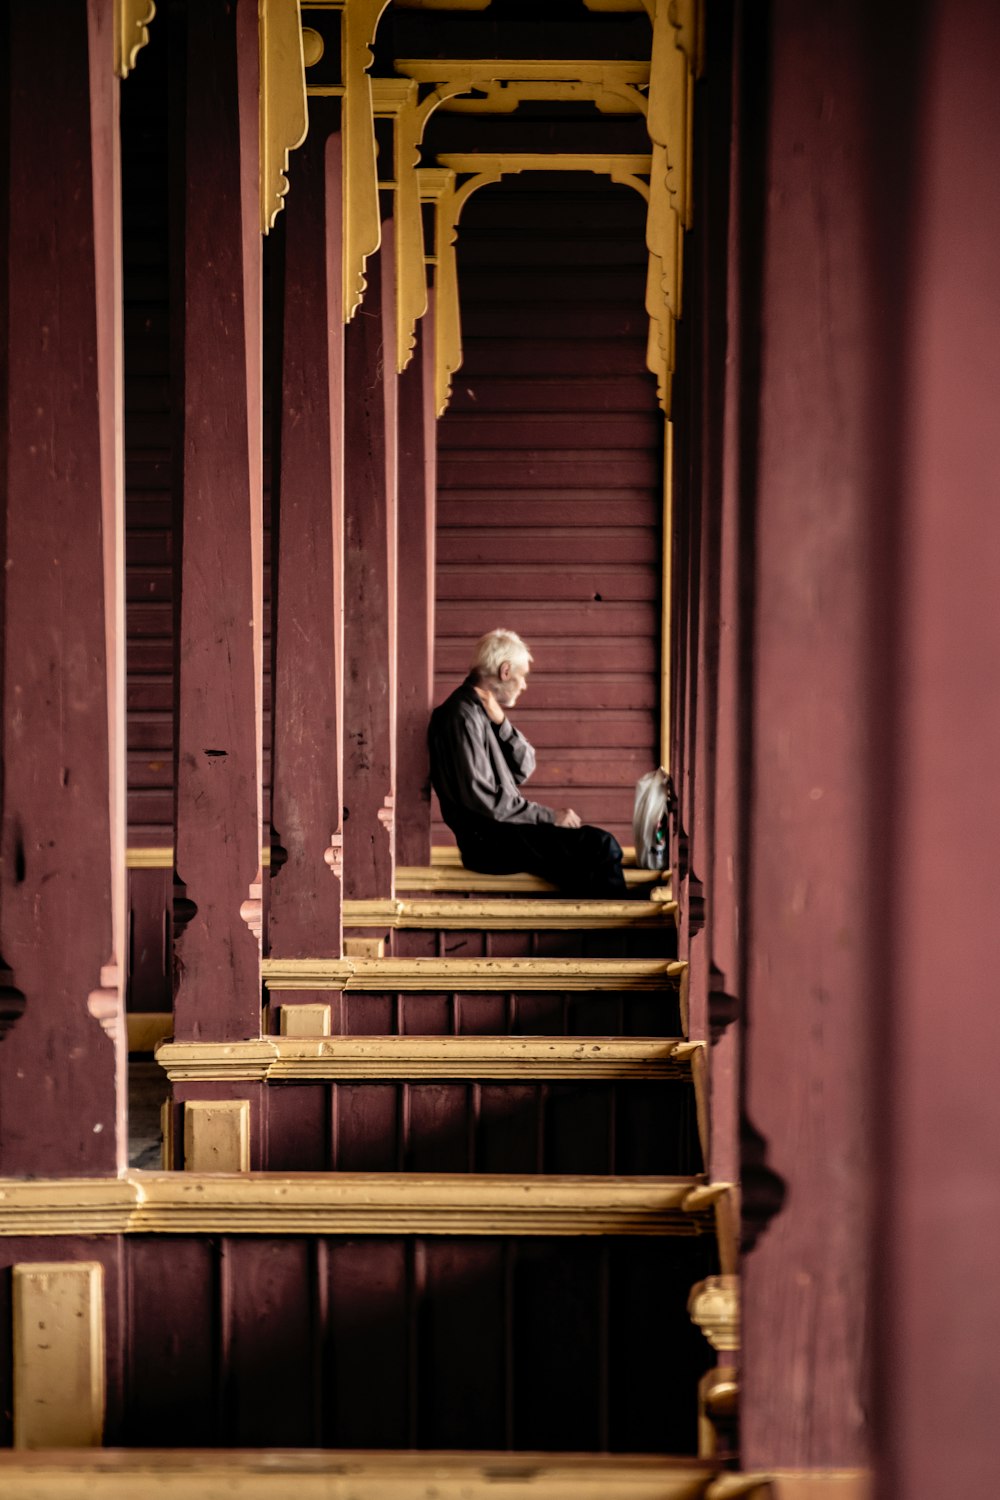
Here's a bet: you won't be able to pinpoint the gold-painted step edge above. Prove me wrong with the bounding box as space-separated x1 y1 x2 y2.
262 957 685 992
396 866 668 894
344 896 677 928
154 1035 704 1082
0 1450 721 1500
0 1172 730 1237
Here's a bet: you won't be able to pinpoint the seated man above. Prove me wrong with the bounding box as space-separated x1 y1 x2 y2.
428 628 627 898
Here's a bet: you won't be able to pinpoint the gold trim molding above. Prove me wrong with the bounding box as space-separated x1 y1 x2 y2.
259 0 309 234
261 955 684 991
344 897 675 928
114 0 155 80
0 1172 718 1237
155 1034 699 1082
0 1451 719 1498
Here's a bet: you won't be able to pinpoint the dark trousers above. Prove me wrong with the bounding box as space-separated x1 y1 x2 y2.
456 820 627 898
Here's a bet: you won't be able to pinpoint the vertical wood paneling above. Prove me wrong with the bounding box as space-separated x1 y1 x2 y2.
125 1238 217 1447
512 1238 602 1451
222 1239 314 1446
325 1240 410 1447
607 1239 715 1454
419 1241 507 1449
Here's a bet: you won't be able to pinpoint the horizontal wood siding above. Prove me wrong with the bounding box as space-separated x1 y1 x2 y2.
434 178 663 848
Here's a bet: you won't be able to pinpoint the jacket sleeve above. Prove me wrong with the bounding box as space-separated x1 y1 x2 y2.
435 706 554 825
494 717 536 784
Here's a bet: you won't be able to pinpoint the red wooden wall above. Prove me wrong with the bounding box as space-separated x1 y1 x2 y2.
434 174 663 849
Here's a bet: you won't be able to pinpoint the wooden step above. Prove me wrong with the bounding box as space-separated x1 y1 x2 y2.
154 1035 703 1081
262 957 685 993
0 1171 728 1237
0 1450 721 1499
397 865 668 894
344 896 677 928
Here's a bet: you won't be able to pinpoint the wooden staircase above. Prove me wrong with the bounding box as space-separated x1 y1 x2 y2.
86 873 736 1495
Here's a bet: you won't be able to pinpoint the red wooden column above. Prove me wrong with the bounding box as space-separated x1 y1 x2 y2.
342 221 399 899
269 114 345 961
395 296 437 868
739 1 877 1474
171 0 263 1042
873 4 1000 1495
0 0 126 1174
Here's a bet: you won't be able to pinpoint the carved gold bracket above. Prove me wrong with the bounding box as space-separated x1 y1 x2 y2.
114 0 155 80
302 0 390 318
373 78 429 372
259 0 309 235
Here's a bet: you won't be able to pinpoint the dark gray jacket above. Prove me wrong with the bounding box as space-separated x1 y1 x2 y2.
428 676 555 836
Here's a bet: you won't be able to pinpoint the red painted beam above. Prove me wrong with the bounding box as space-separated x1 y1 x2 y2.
269 113 346 957
0 0 126 1174
171 0 263 1041
343 223 398 899
395 298 437 868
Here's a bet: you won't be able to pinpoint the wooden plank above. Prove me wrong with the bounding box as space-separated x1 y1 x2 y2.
395 304 437 868
124 1239 217 1445
0 1451 717 1498
261 957 684 992
0 1172 721 1237
154 1036 697 1081
12 1263 105 1448
171 0 262 1043
269 110 345 963
0 1 125 1174
343 897 677 929
396 866 668 894
343 219 397 900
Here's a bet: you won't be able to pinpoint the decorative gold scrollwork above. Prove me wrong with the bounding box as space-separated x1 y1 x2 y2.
114 0 155 80
259 0 309 235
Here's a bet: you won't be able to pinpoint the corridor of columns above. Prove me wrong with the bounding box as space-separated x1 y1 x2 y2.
1 2 999 1497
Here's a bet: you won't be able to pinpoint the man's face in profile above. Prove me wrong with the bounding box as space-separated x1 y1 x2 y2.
496 658 529 708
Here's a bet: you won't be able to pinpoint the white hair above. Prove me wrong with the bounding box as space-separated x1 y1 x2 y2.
470 628 533 682
633 767 671 869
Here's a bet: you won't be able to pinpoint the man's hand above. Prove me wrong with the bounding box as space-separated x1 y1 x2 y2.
473 683 506 726
554 808 582 828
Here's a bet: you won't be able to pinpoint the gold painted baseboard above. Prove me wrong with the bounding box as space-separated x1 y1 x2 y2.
0 1450 717 1499
0 1172 726 1237
262 956 685 992
155 1035 702 1082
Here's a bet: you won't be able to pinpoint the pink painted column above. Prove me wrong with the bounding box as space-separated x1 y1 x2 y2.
0 0 126 1174
395 296 437 868
739 1 876 1471
342 221 398 899
171 0 263 1042
269 114 346 959
874 4 1000 1495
